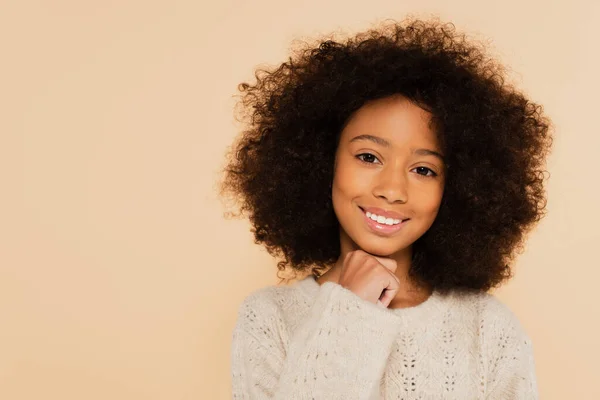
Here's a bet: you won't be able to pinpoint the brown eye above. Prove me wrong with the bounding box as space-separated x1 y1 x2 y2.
412 166 437 177
356 153 380 164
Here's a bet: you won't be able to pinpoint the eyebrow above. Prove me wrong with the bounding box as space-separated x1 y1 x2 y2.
349 134 446 162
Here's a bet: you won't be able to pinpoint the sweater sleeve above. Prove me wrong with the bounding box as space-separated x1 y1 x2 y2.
230 281 402 400
481 296 539 400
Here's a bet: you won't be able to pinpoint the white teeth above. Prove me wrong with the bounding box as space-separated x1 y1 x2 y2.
365 211 402 225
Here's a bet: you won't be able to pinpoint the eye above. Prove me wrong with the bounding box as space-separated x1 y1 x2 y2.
356 153 381 164
412 166 438 177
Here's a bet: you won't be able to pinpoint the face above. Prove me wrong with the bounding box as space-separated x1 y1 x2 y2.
331 94 446 258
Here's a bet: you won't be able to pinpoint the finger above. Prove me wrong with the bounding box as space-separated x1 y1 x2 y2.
378 287 397 308
373 256 397 273
373 259 400 286
384 268 401 285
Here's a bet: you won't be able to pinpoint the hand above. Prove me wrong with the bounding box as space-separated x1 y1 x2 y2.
337 250 401 308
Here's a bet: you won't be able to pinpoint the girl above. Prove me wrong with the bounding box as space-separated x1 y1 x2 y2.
221 17 552 399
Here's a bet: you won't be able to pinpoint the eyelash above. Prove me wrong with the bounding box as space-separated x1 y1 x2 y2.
356 153 438 178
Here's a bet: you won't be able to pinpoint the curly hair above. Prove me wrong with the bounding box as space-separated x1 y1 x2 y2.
219 17 553 294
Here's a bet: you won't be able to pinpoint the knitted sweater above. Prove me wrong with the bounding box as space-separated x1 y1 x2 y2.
230 274 538 399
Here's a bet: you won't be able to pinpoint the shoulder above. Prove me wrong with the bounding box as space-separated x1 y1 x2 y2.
447 290 528 331
233 279 313 337
458 291 535 364
445 290 535 380
235 284 287 323
236 277 314 312
441 289 533 348
476 292 530 338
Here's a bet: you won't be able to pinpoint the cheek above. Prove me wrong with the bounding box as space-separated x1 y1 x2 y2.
414 184 444 215
332 159 365 194
331 164 368 218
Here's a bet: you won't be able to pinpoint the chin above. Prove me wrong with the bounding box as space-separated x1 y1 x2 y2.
354 238 408 257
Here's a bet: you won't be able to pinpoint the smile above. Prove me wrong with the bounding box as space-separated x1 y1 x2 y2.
359 207 409 235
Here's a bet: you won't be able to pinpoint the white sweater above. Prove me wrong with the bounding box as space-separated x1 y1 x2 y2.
230 274 538 399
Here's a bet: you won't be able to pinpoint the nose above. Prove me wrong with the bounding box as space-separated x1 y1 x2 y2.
372 164 408 204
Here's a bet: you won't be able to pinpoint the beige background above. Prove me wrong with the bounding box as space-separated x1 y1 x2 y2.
1 0 598 399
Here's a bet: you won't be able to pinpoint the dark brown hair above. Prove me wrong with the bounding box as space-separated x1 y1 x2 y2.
219 17 553 294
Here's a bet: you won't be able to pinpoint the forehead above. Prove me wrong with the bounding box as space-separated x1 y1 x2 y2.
340 95 439 149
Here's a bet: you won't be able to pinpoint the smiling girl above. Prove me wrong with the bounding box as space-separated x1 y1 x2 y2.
221 17 552 399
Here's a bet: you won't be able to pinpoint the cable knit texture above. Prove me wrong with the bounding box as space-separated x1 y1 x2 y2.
231 275 538 399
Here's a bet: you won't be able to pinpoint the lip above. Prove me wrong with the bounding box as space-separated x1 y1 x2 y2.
361 206 409 221
359 206 409 236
